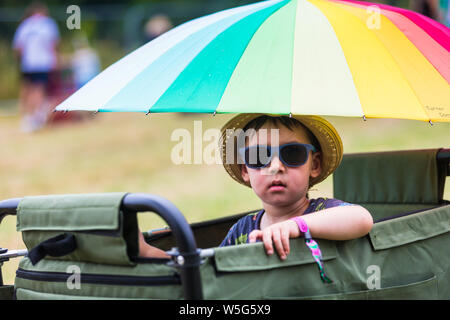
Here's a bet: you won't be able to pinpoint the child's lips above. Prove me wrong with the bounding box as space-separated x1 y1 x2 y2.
268 180 286 191
269 185 285 191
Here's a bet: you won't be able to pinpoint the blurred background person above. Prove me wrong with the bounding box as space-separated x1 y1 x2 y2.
440 0 450 26
12 1 60 133
409 0 445 22
143 13 173 43
71 34 100 90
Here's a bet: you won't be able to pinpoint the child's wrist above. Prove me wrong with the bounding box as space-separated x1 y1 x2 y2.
290 216 311 239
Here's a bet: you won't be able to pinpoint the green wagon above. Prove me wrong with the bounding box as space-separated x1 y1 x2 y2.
1 148 449 300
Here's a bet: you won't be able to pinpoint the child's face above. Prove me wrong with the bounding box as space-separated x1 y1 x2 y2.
241 122 321 208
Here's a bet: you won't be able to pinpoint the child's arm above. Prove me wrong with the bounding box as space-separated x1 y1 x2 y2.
249 205 373 260
138 231 170 258
300 205 374 240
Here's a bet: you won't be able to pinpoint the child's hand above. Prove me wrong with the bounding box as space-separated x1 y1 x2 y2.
138 231 170 258
249 220 301 260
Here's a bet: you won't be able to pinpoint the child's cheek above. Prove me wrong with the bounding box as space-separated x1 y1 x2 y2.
249 172 269 194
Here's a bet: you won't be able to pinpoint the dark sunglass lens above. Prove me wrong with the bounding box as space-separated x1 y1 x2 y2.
245 146 271 168
281 144 307 166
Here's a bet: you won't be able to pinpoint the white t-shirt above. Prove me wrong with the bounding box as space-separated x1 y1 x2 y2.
71 47 100 88
13 13 60 73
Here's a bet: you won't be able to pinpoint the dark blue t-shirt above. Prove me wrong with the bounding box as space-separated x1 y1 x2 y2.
220 197 353 247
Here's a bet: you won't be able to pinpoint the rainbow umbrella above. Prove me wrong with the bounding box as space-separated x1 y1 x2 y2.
55 0 450 122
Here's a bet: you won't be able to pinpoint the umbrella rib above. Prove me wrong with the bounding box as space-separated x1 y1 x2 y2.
288 0 299 116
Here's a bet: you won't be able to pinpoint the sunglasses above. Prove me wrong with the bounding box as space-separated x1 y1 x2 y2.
239 143 317 169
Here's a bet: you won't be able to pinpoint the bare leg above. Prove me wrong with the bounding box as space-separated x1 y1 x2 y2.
19 80 34 132
22 82 47 131
18 80 29 116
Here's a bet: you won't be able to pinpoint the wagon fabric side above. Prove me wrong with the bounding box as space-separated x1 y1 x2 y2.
11 192 450 299
200 204 450 299
13 193 184 299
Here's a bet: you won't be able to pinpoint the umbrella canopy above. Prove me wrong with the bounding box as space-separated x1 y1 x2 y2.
56 0 450 122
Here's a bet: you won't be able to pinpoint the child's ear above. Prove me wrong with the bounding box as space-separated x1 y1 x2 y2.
241 164 250 183
310 151 322 179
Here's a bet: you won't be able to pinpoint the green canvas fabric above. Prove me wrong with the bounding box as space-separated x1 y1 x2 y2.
16 193 139 266
15 258 183 299
15 288 129 300
0 285 14 300
11 193 450 300
214 239 336 272
17 193 126 231
292 276 438 300
18 256 175 277
203 214 449 299
15 276 182 300
14 205 450 299
358 204 437 221
333 149 444 221
369 204 450 250
334 149 442 204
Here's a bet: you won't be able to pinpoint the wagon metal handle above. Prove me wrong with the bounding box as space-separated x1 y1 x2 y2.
0 193 203 300
121 193 203 300
0 198 21 224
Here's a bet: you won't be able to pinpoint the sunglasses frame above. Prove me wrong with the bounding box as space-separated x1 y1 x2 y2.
239 142 317 169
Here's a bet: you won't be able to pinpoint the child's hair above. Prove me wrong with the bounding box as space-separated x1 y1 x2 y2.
242 115 321 152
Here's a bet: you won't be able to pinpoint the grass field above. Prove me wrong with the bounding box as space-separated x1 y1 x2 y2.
1 102 449 284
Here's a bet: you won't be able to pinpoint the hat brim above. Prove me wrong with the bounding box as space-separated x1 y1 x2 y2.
219 113 343 188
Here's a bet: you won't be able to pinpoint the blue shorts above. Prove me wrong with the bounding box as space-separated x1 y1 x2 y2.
22 72 50 85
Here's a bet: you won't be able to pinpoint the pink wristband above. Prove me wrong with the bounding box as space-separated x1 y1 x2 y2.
290 216 310 239
290 216 332 283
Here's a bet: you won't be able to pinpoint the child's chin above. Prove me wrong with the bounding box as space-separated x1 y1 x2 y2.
263 194 293 206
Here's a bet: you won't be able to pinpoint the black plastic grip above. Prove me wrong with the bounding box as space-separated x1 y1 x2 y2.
0 198 20 224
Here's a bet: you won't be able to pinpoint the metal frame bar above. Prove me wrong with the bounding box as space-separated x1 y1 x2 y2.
121 193 203 300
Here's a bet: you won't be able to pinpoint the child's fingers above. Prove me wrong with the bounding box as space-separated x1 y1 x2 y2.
249 230 262 243
262 229 274 255
251 224 291 260
271 228 287 260
280 228 290 256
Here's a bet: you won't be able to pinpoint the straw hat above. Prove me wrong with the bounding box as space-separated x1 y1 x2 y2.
219 113 343 188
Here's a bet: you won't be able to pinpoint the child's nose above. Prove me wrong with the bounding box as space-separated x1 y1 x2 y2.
266 155 285 175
